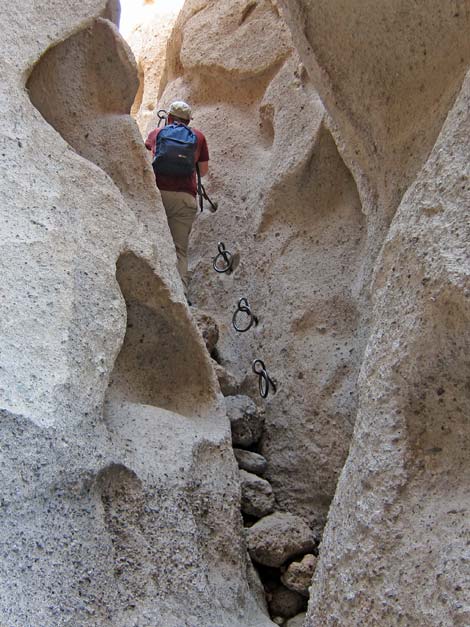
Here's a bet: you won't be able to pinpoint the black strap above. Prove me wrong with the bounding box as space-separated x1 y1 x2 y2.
196 163 217 212
196 163 203 211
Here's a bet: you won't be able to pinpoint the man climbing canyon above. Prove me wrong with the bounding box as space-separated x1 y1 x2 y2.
145 101 209 297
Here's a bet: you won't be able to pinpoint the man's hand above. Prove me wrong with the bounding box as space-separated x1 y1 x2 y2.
198 161 209 177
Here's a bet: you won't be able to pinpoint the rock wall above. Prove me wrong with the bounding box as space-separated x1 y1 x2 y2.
307 71 470 627
277 2 470 625
0 2 273 625
136 0 470 625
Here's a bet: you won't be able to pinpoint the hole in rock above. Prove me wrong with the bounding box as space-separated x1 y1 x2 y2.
259 103 275 148
240 1 258 26
211 347 223 365
27 19 137 148
95 463 158 603
105 252 213 418
260 122 364 235
26 17 156 221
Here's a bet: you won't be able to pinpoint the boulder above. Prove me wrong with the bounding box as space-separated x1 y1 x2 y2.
281 554 317 597
225 395 264 448
285 613 306 627
234 448 268 476
268 585 306 619
240 469 275 518
213 361 240 396
246 512 315 567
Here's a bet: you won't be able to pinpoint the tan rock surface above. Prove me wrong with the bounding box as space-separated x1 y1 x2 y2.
148 1 470 623
234 448 268 476
214 360 241 396
227 394 265 448
192 308 220 353
3 0 468 625
0 2 275 625
153 2 469 623
278 0 470 227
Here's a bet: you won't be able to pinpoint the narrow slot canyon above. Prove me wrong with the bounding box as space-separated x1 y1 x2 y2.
124 2 374 623
0 0 469 626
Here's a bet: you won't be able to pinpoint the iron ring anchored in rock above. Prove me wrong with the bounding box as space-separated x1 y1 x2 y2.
232 297 258 333
213 242 233 274
252 359 277 399
156 109 168 127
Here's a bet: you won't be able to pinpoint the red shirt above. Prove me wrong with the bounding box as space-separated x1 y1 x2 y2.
145 125 209 197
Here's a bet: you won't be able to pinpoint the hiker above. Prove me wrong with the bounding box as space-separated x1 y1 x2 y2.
145 101 209 297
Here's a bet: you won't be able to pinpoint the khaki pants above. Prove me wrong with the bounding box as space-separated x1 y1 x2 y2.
160 190 198 294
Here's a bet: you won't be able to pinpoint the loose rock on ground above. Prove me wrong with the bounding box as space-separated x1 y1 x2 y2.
240 469 275 518
268 584 306 619
281 553 317 597
213 361 239 396
225 395 264 448
246 512 315 568
234 448 268 475
285 613 307 627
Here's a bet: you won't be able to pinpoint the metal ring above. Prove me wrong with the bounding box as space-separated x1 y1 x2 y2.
232 297 258 332
213 242 233 274
259 371 269 399
157 109 168 127
252 359 277 399
252 359 266 376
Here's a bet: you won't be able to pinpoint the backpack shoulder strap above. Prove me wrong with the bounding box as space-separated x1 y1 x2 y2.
196 163 203 212
196 163 218 213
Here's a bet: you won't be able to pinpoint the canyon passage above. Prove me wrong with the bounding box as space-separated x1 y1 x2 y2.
0 1 469 626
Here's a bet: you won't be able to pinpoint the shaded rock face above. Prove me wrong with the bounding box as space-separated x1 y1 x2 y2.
0 2 274 626
285 614 306 627
305 73 470 627
268 585 306 619
226 394 265 448
192 308 220 354
234 448 268 475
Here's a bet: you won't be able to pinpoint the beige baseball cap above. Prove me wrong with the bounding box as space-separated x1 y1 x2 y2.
169 100 192 120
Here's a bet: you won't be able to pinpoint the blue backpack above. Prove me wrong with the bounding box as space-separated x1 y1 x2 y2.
152 123 198 177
